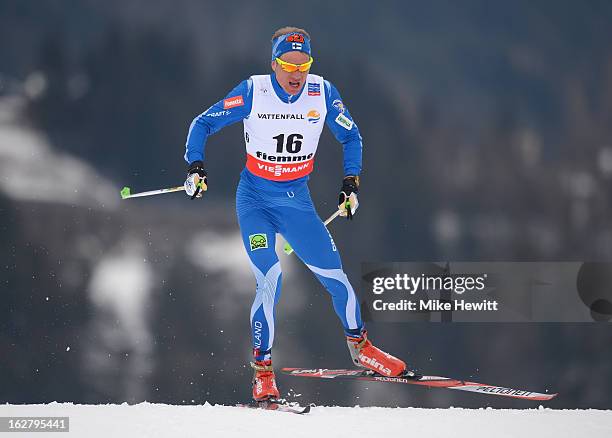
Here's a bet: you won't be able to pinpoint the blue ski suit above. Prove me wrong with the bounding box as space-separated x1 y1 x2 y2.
185 73 364 360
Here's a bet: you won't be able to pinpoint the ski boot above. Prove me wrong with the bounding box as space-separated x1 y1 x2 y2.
251 359 280 401
346 330 406 377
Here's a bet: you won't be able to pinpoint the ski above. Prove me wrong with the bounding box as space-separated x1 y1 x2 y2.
236 400 311 414
281 368 557 401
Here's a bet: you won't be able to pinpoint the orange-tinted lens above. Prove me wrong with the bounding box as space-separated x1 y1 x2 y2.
279 62 298 73
297 60 312 72
276 57 313 73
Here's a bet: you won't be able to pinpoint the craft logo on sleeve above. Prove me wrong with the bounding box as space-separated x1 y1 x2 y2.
206 110 231 118
307 83 321 96
249 233 268 251
223 95 244 109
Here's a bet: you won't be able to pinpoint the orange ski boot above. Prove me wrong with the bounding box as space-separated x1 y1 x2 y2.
251 359 280 401
346 330 406 377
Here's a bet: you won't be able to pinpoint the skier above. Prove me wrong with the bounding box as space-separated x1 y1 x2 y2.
184 27 407 402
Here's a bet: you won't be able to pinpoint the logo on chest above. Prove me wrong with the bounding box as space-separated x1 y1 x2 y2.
257 113 304 120
306 110 320 124
255 109 321 124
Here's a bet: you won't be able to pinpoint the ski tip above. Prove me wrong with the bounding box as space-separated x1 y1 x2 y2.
120 186 131 199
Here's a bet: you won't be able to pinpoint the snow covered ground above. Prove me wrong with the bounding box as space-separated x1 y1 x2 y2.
1 403 610 438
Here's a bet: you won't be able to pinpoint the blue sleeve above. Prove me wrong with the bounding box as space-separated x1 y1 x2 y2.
323 80 363 176
184 79 253 164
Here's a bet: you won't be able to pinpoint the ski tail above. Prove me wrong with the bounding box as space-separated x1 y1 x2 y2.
281 368 557 401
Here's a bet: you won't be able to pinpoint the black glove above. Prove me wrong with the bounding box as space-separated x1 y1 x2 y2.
185 160 208 200
338 175 360 220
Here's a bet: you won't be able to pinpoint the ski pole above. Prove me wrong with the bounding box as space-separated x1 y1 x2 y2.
120 185 185 199
283 209 342 255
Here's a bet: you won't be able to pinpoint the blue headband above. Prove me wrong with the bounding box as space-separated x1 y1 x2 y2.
271 32 311 60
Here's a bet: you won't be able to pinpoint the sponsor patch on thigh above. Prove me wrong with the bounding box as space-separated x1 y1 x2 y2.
249 233 268 251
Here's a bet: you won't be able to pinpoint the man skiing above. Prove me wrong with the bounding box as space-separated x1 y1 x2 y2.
183 26 407 402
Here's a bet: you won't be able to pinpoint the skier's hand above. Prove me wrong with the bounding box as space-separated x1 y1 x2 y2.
184 160 208 199
338 175 359 219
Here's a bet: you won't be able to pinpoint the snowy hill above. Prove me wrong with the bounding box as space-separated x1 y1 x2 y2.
1 403 610 438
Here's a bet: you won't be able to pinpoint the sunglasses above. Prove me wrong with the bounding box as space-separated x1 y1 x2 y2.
275 56 314 73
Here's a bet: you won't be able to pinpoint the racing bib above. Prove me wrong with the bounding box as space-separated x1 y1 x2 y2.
243 74 327 181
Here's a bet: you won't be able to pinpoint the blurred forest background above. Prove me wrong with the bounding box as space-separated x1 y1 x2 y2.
1 0 612 409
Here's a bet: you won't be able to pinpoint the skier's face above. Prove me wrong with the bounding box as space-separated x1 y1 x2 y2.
271 51 311 95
